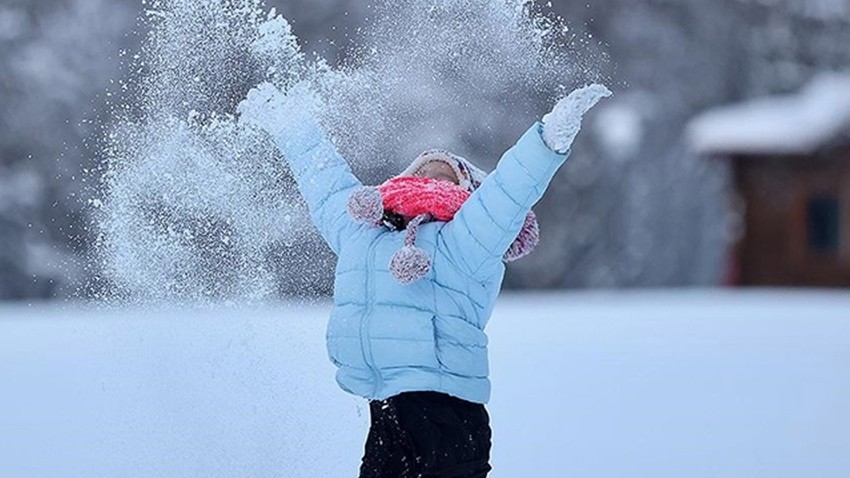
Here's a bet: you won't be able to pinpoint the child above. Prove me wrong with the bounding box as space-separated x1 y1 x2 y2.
238 82 611 478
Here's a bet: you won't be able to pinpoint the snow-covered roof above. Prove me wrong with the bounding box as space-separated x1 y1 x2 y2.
687 72 850 156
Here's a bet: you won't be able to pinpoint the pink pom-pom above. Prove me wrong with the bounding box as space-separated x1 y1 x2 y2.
389 245 431 284
347 187 383 224
503 210 539 262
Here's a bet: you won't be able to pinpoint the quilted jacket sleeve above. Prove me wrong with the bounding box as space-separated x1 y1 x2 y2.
272 117 365 255
440 122 571 280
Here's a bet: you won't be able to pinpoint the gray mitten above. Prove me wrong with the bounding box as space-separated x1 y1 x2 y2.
542 84 612 154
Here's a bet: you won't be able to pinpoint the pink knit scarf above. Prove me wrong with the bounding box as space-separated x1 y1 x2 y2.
377 176 470 222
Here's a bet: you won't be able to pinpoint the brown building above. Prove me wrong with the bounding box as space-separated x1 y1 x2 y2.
689 73 850 287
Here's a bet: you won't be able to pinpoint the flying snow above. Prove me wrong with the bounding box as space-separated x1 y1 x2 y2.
96 0 605 302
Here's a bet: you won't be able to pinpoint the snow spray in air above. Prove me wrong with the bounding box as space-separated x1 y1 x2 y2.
95 0 604 302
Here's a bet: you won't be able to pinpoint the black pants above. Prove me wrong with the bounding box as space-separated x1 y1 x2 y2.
359 391 492 478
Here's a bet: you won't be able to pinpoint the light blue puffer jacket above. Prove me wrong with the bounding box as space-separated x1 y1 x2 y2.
274 120 570 404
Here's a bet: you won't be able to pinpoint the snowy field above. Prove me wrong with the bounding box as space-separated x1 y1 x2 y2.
1 290 848 478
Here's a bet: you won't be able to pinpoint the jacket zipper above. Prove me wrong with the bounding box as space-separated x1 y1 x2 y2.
361 235 383 397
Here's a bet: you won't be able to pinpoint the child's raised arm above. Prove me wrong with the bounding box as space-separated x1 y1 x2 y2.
237 82 364 255
440 84 612 280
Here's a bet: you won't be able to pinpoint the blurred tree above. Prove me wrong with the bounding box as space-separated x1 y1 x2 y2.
0 0 136 298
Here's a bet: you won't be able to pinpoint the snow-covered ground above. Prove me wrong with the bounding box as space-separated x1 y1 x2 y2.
1 290 848 478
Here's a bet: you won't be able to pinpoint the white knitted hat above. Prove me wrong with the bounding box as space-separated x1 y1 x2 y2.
399 149 488 193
